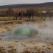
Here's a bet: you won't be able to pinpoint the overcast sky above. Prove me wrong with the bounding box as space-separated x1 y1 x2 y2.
0 0 53 5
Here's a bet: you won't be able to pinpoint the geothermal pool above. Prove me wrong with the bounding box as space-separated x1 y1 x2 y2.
0 19 53 42
0 24 38 40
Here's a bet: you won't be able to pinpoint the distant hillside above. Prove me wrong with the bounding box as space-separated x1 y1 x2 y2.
0 2 53 20
0 2 53 8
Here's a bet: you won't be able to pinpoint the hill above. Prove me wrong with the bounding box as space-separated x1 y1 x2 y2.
0 2 53 8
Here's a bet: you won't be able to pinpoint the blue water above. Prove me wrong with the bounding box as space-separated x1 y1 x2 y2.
0 24 38 41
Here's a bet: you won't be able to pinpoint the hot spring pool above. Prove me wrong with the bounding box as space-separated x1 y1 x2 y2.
0 24 38 41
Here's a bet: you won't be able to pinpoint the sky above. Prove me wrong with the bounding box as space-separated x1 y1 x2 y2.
0 0 53 5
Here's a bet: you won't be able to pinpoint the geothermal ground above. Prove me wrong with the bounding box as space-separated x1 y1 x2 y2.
0 18 53 53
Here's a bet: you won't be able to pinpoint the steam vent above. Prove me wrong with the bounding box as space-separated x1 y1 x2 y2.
2 26 37 40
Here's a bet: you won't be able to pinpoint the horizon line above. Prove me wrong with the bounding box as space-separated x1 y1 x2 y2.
0 1 53 6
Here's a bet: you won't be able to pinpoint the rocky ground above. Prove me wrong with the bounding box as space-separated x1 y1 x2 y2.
0 41 53 53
